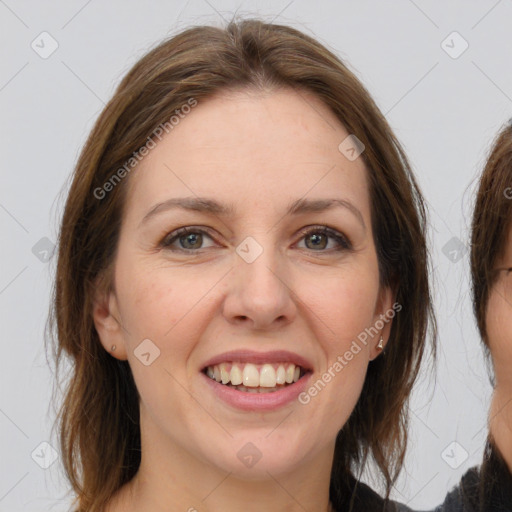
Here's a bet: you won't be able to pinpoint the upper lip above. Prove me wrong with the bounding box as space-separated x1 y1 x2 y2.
201 349 314 372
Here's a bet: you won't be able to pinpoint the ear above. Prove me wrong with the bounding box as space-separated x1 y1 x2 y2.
369 285 396 361
92 276 128 360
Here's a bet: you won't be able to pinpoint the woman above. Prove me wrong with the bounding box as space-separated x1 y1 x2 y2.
432 122 512 511
48 19 435 511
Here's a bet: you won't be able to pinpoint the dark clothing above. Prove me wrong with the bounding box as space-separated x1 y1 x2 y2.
332 441 512 511
431 441 512 511
330 477 416 512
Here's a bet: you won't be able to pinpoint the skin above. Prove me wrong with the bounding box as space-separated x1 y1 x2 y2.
487 227 512 474
93 87 393 512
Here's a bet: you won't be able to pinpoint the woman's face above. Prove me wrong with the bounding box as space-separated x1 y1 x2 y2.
486 227 512 390
94 87 393 480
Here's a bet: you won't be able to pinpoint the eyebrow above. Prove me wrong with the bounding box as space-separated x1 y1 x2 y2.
139 196 366 230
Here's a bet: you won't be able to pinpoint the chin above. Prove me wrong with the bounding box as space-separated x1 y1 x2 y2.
198 436 310 479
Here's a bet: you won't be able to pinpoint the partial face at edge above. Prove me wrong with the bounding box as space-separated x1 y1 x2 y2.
486 226 512 388
93 86 394 478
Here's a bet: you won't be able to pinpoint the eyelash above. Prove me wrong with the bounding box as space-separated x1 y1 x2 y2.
159 225 352 254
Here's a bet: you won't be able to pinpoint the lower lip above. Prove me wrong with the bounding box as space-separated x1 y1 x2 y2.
201 371 312 411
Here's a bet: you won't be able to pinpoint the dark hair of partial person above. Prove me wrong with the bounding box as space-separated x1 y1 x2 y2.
448 120 512 510
46 17 436 512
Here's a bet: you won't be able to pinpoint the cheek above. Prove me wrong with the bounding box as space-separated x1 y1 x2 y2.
113 258 213 401
292 268 378 412
486 290 512 363
115 266 206 427
297 266 380 347
116 258 207 339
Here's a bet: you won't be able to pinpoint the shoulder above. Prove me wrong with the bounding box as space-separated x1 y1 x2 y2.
429 465 480 511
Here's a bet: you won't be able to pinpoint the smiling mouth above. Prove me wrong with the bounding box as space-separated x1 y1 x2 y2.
202 362 309 393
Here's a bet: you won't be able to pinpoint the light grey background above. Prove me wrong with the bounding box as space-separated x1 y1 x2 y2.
1 0 510 510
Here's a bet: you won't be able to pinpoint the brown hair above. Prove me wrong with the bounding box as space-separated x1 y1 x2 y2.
471 122 512 346
47 18 435 511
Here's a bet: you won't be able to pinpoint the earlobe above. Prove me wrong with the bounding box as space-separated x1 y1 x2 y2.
92 285 128 360
369 285 396 360
370 334 386 361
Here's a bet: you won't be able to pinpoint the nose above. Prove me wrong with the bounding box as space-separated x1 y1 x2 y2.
222 240 297 331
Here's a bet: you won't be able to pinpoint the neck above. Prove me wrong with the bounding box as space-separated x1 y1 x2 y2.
107 408 335 512
489 386 512 474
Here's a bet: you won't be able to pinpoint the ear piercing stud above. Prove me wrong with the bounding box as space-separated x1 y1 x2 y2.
377 336 384 350
111 345 116 351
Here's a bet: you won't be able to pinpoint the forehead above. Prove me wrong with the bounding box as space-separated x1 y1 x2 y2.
124 87 371 221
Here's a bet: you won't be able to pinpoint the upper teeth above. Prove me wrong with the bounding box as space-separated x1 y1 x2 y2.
206 362 302 387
